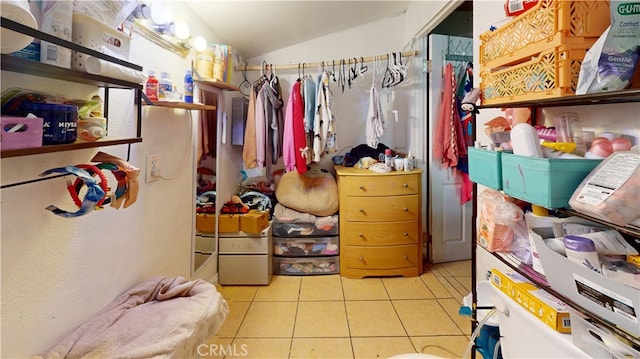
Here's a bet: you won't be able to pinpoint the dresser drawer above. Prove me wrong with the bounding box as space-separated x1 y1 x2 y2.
339 174 419 196
341 221 418 245
344 245 419 270
342 195 419 222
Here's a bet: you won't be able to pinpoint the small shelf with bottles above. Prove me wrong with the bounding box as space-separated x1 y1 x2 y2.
1 17 143 159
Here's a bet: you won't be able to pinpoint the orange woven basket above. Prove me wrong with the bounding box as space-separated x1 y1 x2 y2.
479 0 610 71
480 45 587 105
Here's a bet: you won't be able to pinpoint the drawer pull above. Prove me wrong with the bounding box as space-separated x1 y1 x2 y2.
359 208 365 213
359 233 365 238
403 183 409 188
403 232 408 236
359 256 364 261
402 207 408 212
359 185 365 190
403 255 408 260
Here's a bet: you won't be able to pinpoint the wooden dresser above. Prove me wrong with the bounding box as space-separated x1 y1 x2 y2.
335 166 422 278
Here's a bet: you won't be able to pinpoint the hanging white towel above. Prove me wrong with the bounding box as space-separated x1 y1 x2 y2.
366 84 385 148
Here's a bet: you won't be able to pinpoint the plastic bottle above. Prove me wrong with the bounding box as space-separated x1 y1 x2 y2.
77 117 107 142
563 235 602 274
184 69 194 103
158 72 173 100
145 70 159 102
384 149 393 169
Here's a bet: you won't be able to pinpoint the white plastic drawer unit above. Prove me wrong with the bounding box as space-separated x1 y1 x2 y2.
218 236 269 254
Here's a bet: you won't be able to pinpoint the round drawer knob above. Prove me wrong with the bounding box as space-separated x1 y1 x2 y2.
360 208 365 213
402 207 408 212
359 185 365 190
359 233 364 238
403 183 409 188
403 255 408 260
403 232 408 236
359 256 364 261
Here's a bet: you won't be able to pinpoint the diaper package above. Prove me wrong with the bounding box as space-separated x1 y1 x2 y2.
576 1 640 94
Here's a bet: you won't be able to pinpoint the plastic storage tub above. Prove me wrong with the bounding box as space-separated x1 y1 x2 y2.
71 13 131 72
468 147 503 190
479 0 610 70
274 237 339 257
500 152 601 208
272 215 339 237
481 46 587 105
273 256 339 275
15 103 78 145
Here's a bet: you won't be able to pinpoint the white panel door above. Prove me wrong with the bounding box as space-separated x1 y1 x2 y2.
427 34 473 263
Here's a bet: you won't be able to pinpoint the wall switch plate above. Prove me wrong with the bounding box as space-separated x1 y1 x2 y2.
146 153 160 182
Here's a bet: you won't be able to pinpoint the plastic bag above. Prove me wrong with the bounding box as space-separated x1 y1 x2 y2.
576 1 640 94
477 189 514 252
494 201 532 264
569 151 640 226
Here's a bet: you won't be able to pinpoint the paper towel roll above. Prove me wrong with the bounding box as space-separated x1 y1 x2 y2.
84 56 147 85
1 0 38 54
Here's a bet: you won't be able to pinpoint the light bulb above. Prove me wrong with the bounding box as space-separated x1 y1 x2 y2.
194 36 207 52
173 21 190 40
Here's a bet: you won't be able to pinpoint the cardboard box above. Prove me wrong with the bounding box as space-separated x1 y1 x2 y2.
218 213 240 233
240 210 269 234
196 213 216 233
491 268 572 333
530 227 640 337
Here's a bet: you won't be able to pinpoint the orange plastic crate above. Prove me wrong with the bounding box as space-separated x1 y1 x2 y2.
479 0 610 70
480 46 586 105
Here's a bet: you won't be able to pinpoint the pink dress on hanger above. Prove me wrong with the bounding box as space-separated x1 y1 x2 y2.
292 81 308 174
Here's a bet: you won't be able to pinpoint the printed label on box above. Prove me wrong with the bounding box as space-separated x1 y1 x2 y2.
574 273 638 324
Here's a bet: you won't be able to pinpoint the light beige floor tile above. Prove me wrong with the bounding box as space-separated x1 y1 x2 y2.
393 299 463 336
436 275 464 300
199 337 233 359
294 301 349 337
236 301 297 338
439 297 474 336
216 300 251 338
345 300 406 337
382 276 434 300
444 276 469 300
352 337 416 359
457 275 472 294
290 338 353 359
410 335 472 359
216 285 258 301
253 275 301 301
439 260 471 277
342 277 389 300
299 274 344 301
420 270 453 299
230 338 292 359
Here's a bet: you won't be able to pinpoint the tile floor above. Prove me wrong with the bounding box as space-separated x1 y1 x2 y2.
203 260 473 359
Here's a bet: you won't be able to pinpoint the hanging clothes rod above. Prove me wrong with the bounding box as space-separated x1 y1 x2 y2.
236 50 418 71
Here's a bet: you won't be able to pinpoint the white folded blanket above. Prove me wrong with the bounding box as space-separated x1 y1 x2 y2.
35 276 229 359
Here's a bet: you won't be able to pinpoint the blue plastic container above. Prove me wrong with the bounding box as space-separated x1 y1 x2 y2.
21 103 78 144
501 153 601 209
468 147 503 190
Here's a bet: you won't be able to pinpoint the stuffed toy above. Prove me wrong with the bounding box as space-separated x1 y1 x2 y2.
276 163 338 216
461 87 481 113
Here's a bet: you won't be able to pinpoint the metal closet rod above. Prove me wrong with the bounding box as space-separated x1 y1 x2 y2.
236 50 418 71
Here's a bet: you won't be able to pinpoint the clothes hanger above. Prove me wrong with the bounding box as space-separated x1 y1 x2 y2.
331 60 337 82
358 57 368 77
382 53 397 88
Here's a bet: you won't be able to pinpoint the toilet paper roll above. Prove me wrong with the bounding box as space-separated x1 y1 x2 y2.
84 56 147 85
1 0 38 54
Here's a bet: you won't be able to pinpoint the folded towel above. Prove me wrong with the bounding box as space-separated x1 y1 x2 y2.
35 276 229 359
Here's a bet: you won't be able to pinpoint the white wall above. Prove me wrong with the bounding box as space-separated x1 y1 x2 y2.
0 3 224 356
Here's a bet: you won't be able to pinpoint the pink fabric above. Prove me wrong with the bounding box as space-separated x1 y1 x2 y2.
255 86 266 168
434 63 467 168
292 81 308 174
283 86 296 172
242 86 257 168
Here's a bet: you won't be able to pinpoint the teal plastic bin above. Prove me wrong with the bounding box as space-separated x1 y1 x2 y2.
468 147 503 190
501 153 602 209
